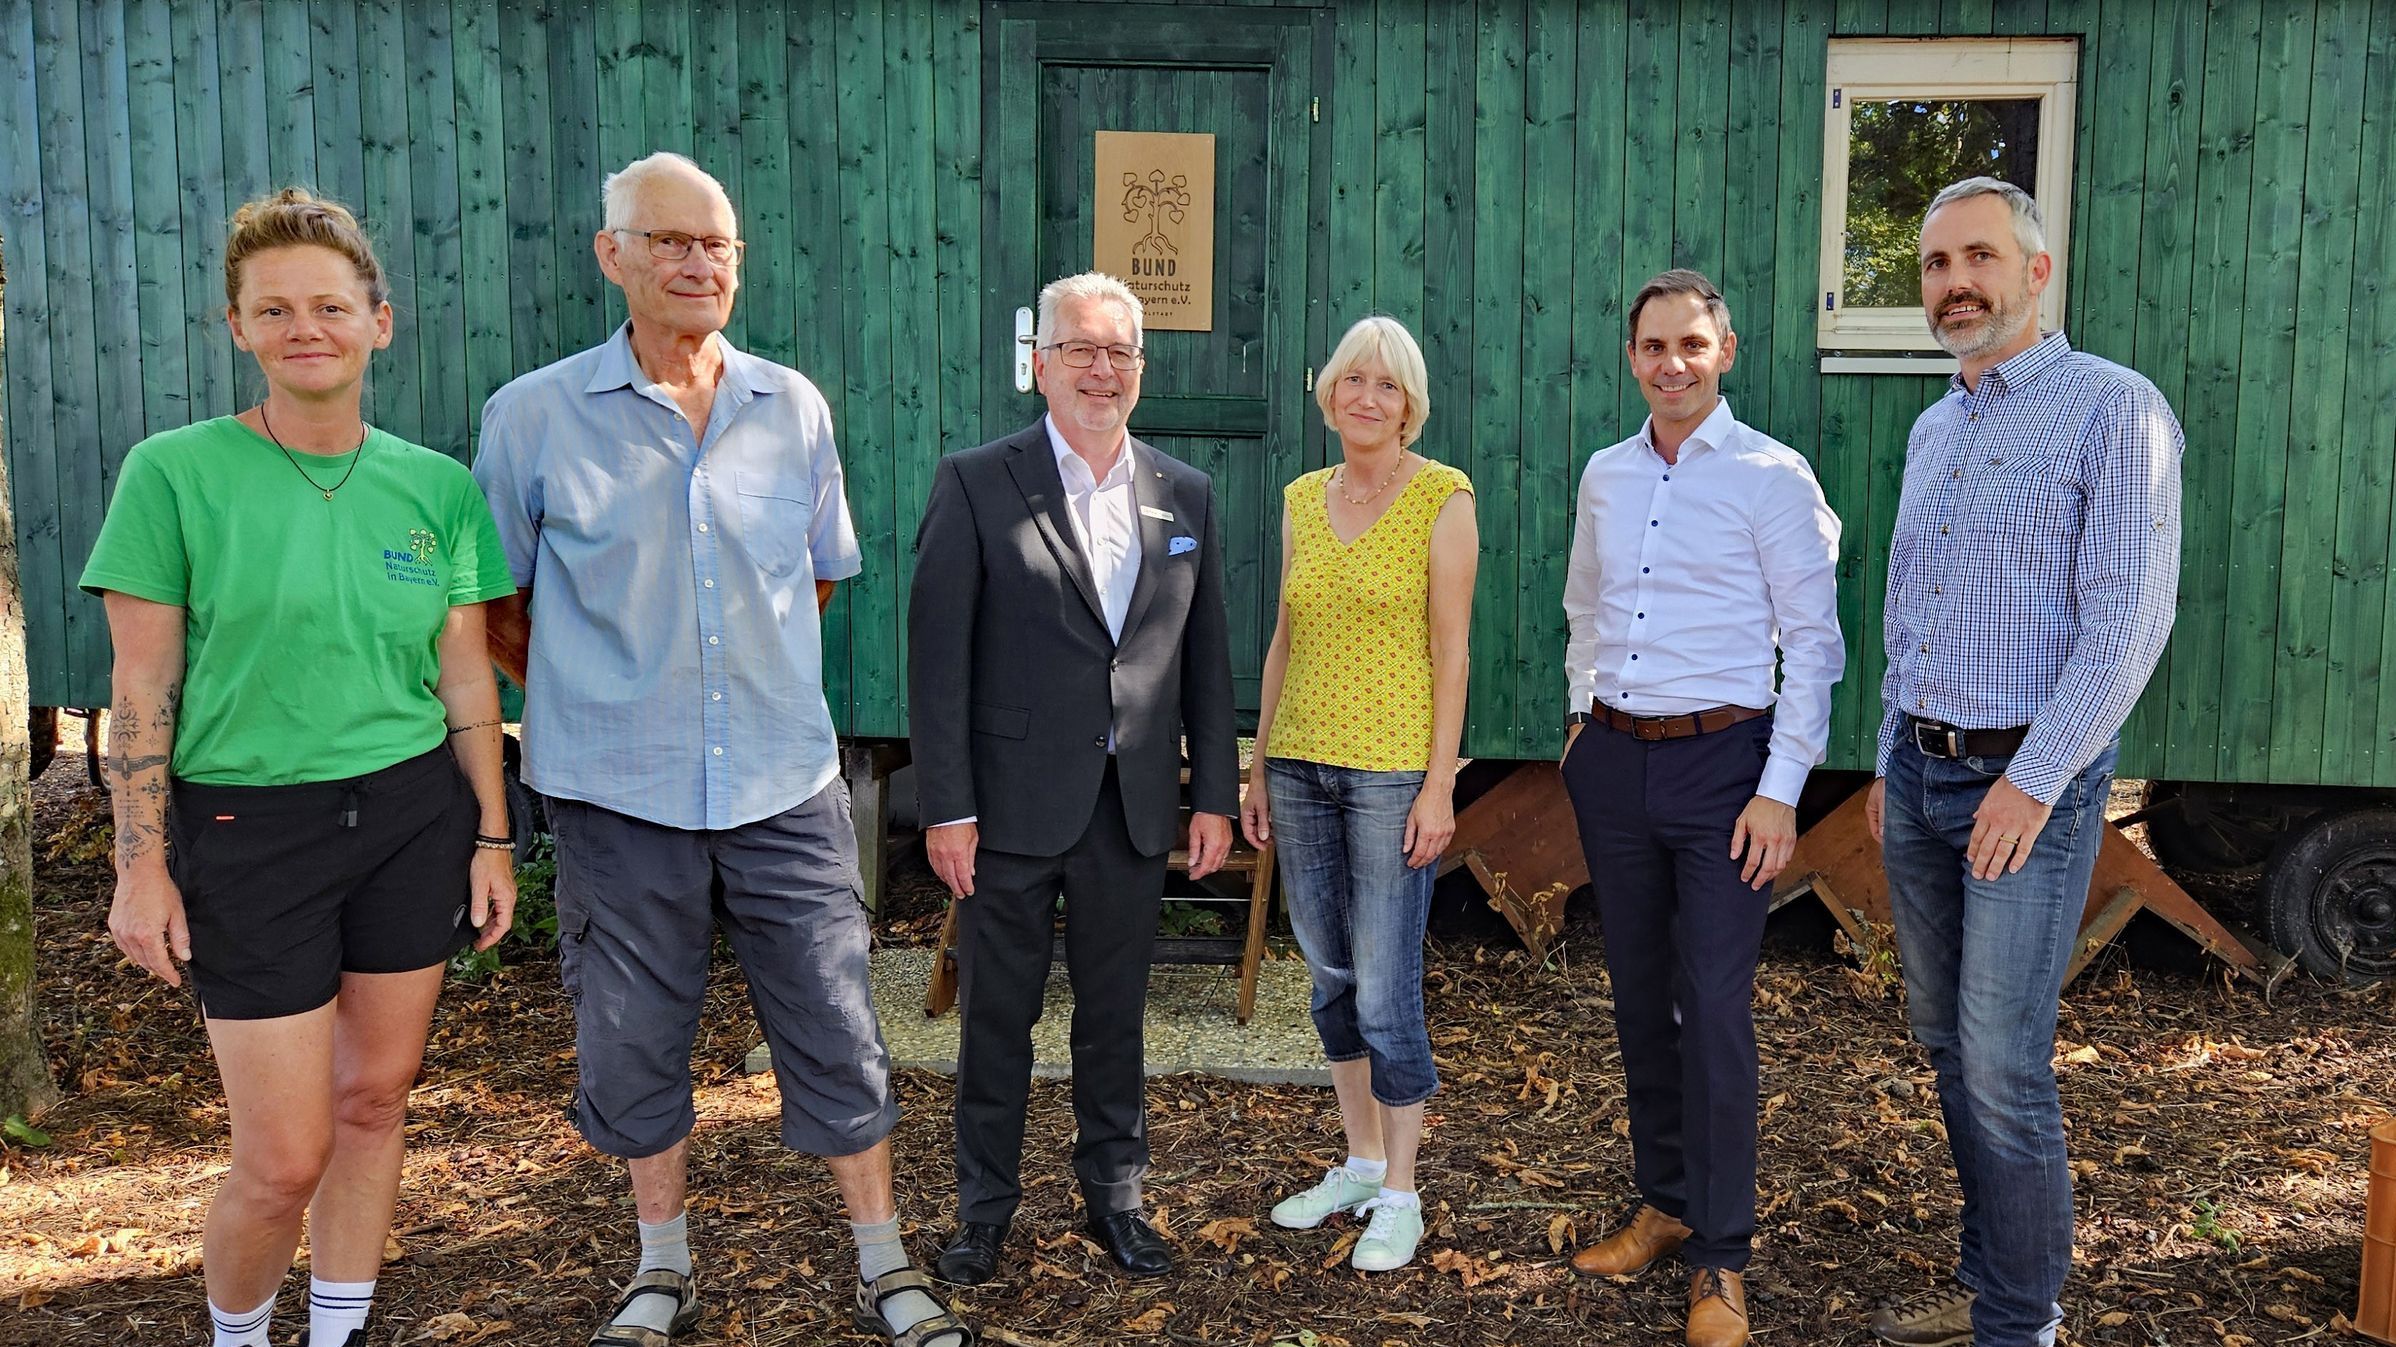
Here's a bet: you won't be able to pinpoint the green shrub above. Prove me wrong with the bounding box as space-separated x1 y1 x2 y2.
1157 900 1226 939
449 835 559 980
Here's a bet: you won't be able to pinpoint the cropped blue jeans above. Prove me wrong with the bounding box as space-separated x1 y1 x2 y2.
1265 758 1439 1107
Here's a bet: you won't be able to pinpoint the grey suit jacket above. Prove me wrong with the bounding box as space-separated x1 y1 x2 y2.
907 419 1239 858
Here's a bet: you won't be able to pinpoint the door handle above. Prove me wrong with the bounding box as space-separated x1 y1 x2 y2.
1014 306 1035 393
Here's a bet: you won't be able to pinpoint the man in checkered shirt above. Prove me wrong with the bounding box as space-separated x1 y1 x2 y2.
1863 177 2182 1347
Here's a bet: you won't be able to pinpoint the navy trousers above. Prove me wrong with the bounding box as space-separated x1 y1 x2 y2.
1561 714 1774 1270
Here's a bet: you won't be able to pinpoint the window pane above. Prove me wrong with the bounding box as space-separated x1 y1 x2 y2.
1843 98 2041 309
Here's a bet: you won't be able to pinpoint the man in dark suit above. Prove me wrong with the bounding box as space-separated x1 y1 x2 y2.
908 271 1239 1285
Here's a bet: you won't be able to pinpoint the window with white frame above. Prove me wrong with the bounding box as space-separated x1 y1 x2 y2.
1818 38 2079 365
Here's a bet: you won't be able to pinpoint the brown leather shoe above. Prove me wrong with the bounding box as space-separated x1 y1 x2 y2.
1686 1267 1749 1347
1568 1203 1692 1277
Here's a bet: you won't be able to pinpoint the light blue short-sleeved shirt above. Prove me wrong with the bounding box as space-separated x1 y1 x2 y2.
474 324 862 830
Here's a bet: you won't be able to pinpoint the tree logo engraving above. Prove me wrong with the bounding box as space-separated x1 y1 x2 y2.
1121 168 1192 258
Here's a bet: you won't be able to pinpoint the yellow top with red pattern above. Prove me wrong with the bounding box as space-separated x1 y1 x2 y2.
1265 459 1472 772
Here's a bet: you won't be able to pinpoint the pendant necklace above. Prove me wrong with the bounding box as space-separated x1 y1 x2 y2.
261 405 370 500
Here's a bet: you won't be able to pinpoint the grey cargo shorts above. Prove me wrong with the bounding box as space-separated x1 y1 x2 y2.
547 776 898 1158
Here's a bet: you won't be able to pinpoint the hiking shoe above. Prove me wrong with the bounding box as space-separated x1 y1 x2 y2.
1269 1165 1382 1230
1867 1285 1976 1346
1349 1196 1424 1273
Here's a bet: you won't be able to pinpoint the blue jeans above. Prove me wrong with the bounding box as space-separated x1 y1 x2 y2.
1266 758 1439 1107
1881 737 2118 1347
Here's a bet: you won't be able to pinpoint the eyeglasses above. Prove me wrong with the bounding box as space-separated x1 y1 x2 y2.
1040 341 1145 371
615 228 745 266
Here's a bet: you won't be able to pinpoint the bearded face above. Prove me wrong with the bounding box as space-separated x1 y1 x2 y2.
1919 193 2051 364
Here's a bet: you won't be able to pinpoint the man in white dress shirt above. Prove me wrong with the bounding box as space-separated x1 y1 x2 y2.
906 272 1238 1286
1558 269 1844 1347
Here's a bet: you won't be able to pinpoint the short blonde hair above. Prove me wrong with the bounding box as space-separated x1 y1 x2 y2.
224 187 387 308
1036 271 1144 348
1315 316 1430 447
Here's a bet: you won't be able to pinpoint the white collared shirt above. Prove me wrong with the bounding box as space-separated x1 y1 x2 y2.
1560 398 1845 806
1046 413 1143 641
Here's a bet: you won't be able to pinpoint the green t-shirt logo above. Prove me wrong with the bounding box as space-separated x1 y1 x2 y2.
383 529 441 588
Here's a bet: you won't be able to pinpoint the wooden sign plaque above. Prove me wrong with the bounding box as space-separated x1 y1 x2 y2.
1093 130 1215 332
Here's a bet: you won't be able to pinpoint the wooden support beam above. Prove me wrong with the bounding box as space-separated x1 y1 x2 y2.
841 739 913 915
1440 762 1590 965
1775 785 2284 989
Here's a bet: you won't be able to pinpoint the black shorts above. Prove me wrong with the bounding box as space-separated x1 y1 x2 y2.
167 744 477 1020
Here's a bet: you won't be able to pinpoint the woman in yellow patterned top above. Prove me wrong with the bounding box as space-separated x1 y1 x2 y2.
1240 316 1476 1273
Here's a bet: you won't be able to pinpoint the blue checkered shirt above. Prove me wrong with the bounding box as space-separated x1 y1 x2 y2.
1877 332 2182 803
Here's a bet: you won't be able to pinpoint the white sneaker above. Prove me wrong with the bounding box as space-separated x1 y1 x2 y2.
1349 1195 1424 1273
1269 1166 1383 1230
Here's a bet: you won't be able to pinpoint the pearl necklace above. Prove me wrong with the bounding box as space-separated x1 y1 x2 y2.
1334 455 1407 506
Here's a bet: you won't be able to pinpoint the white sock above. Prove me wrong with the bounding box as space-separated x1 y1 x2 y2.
307 1278 374 1344
1344 1155 1389 1183
612 1212 691 1337
1374 1185 1420 1208
638 1212 692 1277
209 1296 273 1347
852 1216 944 1335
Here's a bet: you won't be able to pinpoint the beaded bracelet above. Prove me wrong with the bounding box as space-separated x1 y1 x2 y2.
474 833 516 851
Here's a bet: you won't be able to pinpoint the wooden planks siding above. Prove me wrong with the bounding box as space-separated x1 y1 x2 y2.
0 0 2390 785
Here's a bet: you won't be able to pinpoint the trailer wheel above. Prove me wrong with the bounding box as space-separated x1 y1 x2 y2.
2262 807 2396 984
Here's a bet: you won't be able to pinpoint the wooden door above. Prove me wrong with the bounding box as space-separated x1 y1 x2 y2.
981 3 1331 715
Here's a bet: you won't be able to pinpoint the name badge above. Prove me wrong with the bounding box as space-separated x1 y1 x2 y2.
1140 504 1175 521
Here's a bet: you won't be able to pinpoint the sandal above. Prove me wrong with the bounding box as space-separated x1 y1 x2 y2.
589 1268 701 1347
852 1267 977 1347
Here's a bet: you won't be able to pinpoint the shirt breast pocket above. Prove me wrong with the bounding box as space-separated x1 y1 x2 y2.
734 470 811 578
1969 457 2083 561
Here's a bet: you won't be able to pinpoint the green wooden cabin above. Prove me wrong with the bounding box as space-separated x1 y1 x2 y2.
3 0 2392 796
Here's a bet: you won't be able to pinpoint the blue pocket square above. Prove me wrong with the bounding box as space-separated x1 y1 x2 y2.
1167 535 1198 556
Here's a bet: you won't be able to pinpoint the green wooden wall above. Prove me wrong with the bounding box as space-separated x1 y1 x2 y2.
2 0 2391 786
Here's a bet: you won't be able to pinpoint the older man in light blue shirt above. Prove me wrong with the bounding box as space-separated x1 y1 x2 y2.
478 306 858 829
475 152 971 1347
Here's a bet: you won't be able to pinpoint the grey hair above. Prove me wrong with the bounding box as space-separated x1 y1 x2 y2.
1035 272 1145 349
1922 176 2046 256
601 152 736 234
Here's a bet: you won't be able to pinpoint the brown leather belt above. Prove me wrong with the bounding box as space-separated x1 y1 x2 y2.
1907 715 2030 759
1593 702 1769 742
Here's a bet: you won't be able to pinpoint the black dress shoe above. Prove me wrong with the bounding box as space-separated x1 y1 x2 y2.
1087 1210 1175 1277
934 1221 1007 1285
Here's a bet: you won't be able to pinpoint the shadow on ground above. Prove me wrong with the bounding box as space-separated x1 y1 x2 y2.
5 775 2389 1346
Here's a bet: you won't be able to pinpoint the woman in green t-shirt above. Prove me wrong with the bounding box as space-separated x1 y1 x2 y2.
79 190 519 1347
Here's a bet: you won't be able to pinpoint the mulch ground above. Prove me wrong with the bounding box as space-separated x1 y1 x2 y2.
4 769 2391 1347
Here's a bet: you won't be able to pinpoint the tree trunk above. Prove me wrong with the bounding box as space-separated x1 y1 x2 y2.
0 413 58 1121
